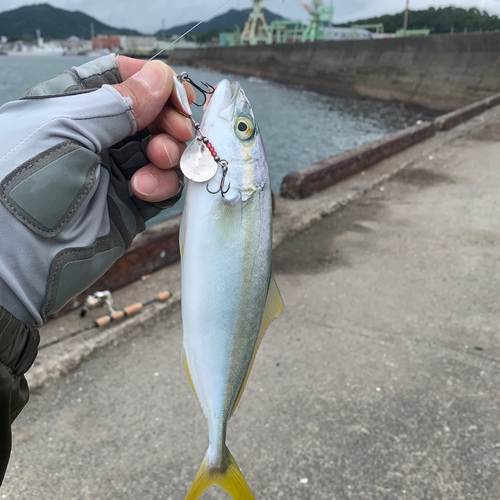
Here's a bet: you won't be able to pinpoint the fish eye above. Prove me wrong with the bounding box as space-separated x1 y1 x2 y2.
235 117 254 140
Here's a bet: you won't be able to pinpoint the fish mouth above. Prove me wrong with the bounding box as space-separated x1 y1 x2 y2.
203 80 241 122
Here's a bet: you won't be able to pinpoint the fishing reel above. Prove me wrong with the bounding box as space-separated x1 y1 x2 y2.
80 290 115 318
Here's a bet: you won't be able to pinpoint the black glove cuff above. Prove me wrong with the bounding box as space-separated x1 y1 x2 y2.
0 306 39 485
106 129 186 222
0 306 39 380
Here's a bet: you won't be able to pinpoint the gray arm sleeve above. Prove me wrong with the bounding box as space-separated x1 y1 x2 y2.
0 55 184 325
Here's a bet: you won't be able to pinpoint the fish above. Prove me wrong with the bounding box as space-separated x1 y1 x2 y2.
179 79 285 500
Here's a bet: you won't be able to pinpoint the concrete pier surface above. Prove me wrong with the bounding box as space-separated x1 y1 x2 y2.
2 109 500 499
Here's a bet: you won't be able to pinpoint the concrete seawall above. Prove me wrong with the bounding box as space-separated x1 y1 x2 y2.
168 33 500 111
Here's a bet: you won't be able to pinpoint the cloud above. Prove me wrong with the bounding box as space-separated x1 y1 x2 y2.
1 0 500 34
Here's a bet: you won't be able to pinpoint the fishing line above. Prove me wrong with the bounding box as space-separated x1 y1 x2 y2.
150 0 234 60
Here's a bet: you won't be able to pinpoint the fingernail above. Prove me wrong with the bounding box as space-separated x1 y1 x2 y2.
133 173 158 196
134 62 165 93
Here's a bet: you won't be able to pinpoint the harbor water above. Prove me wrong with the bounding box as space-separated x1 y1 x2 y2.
0 56 434 223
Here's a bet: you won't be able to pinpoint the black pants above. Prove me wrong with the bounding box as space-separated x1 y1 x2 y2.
0 306 39 485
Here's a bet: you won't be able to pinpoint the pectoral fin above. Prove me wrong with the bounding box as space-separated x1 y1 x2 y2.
231 275 284 416
210 194 242 246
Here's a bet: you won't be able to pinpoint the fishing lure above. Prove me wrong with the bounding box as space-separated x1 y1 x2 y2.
173 72 231 197
150 0 236 196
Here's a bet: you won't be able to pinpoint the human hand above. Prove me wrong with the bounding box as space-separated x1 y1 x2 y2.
0 54 194 325
114 56 195 202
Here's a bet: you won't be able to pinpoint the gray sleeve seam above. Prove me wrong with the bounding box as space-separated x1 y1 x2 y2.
26 65 121 96
68 68 85 88
2 144 68 189
80 68 121 87
21 89 96 100
1 170 97 234
1 144 98 234
71 111 131 121
45 237 116 293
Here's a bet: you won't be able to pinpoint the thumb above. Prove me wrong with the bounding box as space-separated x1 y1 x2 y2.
113 61 173 131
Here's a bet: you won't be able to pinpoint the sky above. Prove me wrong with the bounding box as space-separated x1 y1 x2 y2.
2 0 500 34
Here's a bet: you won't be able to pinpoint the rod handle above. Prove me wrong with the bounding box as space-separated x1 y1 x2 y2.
95 316 111 327
157 291 172 302
124 303 143 316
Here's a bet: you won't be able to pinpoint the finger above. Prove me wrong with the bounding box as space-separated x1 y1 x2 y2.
116 57 195 119
146 134 186 170
131 164 180 202
116 56 147 80
117 58 193 102
112 60 174 131
149 103 194 143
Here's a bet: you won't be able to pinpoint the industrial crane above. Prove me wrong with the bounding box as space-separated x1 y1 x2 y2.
240 0 272 45
299 0 334 42
239 0 334 46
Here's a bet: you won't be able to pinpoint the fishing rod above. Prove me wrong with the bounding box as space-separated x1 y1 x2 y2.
39 291 172 351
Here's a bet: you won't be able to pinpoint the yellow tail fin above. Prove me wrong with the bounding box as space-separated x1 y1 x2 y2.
184 447 255 500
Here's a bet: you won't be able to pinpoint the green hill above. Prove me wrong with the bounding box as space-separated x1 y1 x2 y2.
0 3 143 40
157 8 285 36
338 7 500 34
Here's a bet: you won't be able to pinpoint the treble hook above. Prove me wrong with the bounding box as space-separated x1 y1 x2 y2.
206 161 231 197
178 72 215 107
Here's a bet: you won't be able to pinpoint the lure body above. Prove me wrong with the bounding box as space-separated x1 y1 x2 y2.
180 79 284 499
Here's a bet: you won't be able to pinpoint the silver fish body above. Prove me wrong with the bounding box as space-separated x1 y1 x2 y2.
180 79 284 499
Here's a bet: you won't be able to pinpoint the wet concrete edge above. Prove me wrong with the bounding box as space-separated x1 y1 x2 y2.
281 92 500 199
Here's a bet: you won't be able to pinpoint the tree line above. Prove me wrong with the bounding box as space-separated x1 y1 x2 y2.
338 7 500 33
